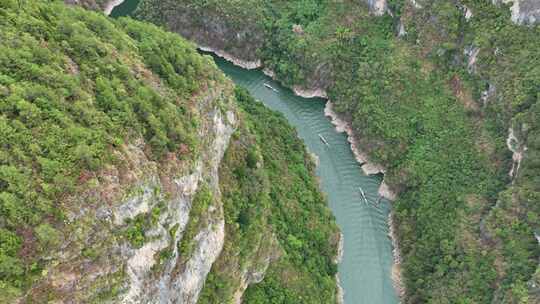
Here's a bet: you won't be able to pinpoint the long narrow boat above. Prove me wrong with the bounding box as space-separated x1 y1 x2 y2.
358 187 368 205
319 134 329 146
264 83 278 92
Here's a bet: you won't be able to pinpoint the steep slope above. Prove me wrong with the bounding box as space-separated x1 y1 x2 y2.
0 1 339 303
0 1 233 302
395 1 540 302
134 0 539 303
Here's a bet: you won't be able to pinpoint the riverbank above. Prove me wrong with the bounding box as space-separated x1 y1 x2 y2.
199 46 404 301
104 0 124 15
323 102 397 200
388 212 405 299
324 101 403 299
199 47 262 70
335 232 344 304
262 68 328 99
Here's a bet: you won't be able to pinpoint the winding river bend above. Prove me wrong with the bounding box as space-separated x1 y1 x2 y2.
111 3 398 303
213 56 398 304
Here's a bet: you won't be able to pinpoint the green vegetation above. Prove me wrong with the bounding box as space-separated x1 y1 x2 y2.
137 0 539 302
0 0 222 299
0 0 341 301
199 88 339 303
123 204 161 248
329 18 503 302
87 267 126 303
396 1 540 301
2 0 537 302
178 183 213 260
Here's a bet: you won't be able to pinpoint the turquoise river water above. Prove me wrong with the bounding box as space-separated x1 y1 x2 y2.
111 3 399 303
212 56 398 304
109 0 140 18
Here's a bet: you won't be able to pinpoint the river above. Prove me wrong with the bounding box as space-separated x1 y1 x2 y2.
109 0 140 18
111 3 399 304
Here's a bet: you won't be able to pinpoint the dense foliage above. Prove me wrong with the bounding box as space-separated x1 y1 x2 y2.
178 183 213 260
0 0 217 300
136 0 539 302
0 1 342 302
396 1 540 302
199 88 339 303
328 17 504 302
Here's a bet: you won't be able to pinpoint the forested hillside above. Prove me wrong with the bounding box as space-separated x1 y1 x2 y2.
1 1 203 299
0 1 339 302
135 0 539 302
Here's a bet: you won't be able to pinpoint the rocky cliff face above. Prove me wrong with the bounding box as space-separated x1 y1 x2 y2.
366 0 387 16
1 2 223 302
495 0 540 25
116 106 236 304
21 82 238 303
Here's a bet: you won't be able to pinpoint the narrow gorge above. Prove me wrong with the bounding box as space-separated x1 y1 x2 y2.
1 0 538 303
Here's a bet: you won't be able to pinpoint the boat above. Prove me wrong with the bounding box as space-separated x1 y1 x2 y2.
264 83 278 92
319 134 329 146
358 187 368 205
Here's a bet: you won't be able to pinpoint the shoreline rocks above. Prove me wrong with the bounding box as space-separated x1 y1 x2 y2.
104 0 124 16
388 212 405 299
199 46 262 70
323 103 389 179
262 68 275 78
334 233 345 304
336 275 345 304
292 85 328 99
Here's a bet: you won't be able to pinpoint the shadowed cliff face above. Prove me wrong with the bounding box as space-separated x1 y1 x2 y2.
133 1 265 63
168 10 264 64
64 0 107 10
